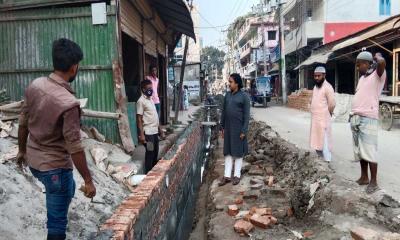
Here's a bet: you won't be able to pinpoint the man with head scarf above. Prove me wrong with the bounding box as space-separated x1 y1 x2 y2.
219 73 250 186
350 50 386 194
310 66 336 162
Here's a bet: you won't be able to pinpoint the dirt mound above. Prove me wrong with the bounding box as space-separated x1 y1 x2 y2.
0 138 129 240
204 120 400 239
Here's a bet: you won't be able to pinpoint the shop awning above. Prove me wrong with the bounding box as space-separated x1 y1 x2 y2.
150 0 196 41
332 16 400 51
294 51 332 70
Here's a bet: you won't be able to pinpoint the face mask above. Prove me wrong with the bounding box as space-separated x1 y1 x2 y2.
143 89 153 97
68 75 76 83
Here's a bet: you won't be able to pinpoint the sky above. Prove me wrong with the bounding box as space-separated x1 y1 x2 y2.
196 0 260 50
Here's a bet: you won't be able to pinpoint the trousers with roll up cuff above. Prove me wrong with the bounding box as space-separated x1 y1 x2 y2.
224 155 243 178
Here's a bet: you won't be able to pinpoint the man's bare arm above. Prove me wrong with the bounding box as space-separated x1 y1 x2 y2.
137 114 146 144
376 54 386 77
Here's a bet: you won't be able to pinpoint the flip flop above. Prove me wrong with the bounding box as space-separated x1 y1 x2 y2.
366 184 380 194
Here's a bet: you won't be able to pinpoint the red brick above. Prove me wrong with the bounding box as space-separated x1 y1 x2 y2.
101 223 129 234
303 230 313 238
233 220 254 236
250 214 272 229
111 231 125 240
243 213 252 222
254 208 272 216
350 227 380 240
268 216 278 225
249 207 257 215
106 215 134 227
115 208 139 218
228 205 240 216
234 197 243 205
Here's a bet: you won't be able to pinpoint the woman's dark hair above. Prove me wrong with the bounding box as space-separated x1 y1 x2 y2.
141 79 152 90
230 73 243 89
52 38 83 72
149 64 157 72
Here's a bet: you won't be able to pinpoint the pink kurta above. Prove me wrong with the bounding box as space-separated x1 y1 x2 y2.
310 80 336 151
145 75 160 104
352 70 386 119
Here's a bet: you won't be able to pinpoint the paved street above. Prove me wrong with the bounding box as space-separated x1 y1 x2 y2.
252 105 400 201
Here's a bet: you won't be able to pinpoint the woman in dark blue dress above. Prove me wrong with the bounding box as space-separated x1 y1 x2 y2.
219 73 250 186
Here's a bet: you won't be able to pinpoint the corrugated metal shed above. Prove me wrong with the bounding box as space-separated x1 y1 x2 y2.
0 4 121 142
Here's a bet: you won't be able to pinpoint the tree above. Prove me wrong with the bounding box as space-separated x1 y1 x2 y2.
201 46 225 79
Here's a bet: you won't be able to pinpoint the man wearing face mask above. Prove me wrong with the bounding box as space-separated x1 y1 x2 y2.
17 38 96 240
310 66 336 162
137 80 165 173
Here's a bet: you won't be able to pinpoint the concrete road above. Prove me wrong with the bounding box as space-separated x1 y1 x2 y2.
251 105 400 201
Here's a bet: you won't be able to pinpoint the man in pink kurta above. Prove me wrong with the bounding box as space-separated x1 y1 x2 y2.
350 51 386 194
145 65 161 116
310 66 336 162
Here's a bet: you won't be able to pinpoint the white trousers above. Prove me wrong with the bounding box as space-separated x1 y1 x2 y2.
316 131 332 162
224 155 243 178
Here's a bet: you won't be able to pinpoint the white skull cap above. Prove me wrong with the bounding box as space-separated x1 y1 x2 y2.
356 51 373 62
314 66 326 73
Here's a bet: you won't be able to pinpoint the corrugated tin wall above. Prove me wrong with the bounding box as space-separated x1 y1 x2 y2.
0 4 121 142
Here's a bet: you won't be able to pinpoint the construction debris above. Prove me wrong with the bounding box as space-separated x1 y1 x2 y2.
90 127 106 142
227 205 240 216
233 220 254 236
90 147 108 173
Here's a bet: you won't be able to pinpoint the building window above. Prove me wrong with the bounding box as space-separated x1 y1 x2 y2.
307 8 312 18
268 31 276 40
176 38 182 48
380 0 391 15
174 54 183 61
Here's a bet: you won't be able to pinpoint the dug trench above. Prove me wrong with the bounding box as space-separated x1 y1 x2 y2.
190 120 400 240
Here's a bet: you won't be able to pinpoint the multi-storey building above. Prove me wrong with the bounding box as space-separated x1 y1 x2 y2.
282 0 400 91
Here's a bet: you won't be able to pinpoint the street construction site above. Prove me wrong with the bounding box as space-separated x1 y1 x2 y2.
190 120 400 240
1 93 400 240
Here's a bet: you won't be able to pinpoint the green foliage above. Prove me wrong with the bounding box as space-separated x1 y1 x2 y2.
201 46 226 74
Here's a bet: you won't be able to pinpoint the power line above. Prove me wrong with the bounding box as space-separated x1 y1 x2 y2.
193 8 222 33
194 24 231 29
225 0 242 25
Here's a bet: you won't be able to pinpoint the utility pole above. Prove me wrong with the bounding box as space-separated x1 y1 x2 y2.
174 0 193 123
262 14 267 76
278 0 287 104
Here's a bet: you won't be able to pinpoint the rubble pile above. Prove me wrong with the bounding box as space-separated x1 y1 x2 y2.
206 120 400 239
0 123 136 239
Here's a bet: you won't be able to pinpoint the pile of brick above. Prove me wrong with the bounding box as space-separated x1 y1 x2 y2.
226 166 289 237
287 88 312 112
230 205 279 236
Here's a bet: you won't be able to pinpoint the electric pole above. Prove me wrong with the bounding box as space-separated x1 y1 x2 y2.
278 0 287 104
174 0 193 123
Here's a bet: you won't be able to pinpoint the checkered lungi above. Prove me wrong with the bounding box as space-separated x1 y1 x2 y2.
350 115 378 163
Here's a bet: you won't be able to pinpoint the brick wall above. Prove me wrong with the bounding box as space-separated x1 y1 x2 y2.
98 121 204 240
287 89 313 112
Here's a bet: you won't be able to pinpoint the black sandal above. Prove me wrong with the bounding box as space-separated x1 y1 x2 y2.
218 177 231 186
232 177 241 185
